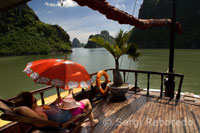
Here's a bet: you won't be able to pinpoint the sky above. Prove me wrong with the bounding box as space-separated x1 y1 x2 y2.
28 0 143 44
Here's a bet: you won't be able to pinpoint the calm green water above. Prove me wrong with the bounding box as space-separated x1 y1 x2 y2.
0 48 199 99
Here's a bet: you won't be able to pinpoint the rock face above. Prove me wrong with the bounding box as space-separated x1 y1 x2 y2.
129 0 200 49
72 38 84 48
84 30 115 48
0 4 72 55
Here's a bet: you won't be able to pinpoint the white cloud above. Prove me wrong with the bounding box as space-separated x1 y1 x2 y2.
116 4 126 10
45 0 77 8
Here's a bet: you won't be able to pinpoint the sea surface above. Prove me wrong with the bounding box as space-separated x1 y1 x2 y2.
0 48 199 99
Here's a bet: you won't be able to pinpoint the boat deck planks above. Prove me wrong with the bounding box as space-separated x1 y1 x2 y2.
81 92 200 133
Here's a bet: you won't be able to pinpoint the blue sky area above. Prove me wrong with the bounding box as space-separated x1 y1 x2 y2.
28 0 143 43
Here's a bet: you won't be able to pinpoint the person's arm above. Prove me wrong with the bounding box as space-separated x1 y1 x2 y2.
14 106 40 119
66 89 73 98
51 96 62 105
14 106 48 127
51 93 73 105
65 93 73 98
14 106 48 120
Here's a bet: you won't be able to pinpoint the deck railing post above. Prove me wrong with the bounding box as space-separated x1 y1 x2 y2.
147 73 150 96
160 75 164 97
56 87 60 97
176 76 184 100
40 92 45 105
135 72 138 93
123 71 126 82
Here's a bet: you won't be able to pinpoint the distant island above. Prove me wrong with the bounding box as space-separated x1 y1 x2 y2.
129 0 200 49
71 38 84 48
0 4 72 56
84 30 114 48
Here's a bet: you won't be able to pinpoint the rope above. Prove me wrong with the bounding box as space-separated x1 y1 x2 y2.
128 0 138 31
126 60 132 82
121 0 138 70
120 0 138 69
120 56 124 68
125 0 138 82
137 49 143 71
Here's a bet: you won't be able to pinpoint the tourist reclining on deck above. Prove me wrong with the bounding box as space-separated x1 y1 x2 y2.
14 91 98 127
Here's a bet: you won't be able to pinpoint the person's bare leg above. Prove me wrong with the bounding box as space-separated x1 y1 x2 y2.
80 99 99 126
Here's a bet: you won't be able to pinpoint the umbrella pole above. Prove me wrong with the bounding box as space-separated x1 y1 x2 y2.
56 87 61 97
65 55 67 60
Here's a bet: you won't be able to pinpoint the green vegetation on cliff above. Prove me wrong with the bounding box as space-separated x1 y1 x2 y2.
0 4 71 56
129 0 200 48
84 30 114 48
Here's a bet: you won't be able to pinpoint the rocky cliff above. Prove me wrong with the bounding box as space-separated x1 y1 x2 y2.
72 38 84 48
84 30 114 48
129 0 200 48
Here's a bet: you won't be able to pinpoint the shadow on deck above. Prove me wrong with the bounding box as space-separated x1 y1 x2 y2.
80 91 200 133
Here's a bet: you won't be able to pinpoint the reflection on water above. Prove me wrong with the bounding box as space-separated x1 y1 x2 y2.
0 48 199 99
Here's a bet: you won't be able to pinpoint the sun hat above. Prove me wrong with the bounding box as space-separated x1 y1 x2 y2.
57 98 81 110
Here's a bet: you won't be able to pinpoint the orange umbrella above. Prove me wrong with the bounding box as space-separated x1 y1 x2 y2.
23 59 92 90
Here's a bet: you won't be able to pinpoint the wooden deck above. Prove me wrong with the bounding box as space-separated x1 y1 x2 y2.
81 91 200 133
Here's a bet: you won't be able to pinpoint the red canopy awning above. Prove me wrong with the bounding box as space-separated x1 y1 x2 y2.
72 0 182 34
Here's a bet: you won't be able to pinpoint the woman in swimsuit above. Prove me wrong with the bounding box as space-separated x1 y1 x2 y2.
14 91 98 127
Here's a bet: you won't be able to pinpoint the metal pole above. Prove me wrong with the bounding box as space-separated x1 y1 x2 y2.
168 0 177 98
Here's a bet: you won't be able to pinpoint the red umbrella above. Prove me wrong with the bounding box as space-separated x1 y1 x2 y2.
23 59 92 90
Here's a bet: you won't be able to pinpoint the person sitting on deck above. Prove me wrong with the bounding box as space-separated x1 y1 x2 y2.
14 91 99 127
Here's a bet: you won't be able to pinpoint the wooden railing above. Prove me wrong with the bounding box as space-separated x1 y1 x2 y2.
5 68 184 103
90 68 184 100
0 68 184 132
